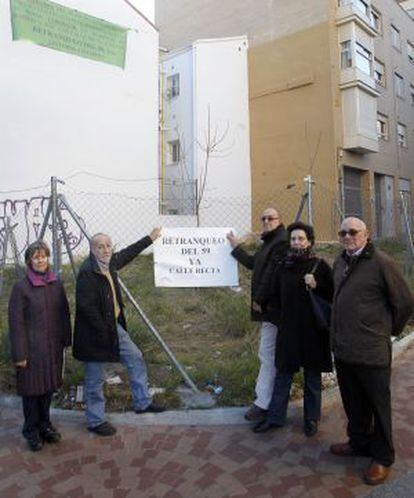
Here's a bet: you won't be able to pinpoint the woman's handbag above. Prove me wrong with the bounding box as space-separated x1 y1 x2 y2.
308 259 331 331
308 289 331 331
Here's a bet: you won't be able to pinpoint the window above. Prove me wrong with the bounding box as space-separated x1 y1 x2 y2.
394 72 405 98
341 40 352 68
356 0 369 16
397 123 407 147
410 84 414 105
374 59 385 86
391 25 401 50
408 41 414 64
370 7 382 33
169 140 180 163
376 113 388 139
355 41 372 75
343 167 364 218
167 73 180 98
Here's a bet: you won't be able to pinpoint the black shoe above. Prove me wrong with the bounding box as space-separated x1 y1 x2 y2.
253 420 282 433
40 426 62 443
88 422 117 436
134 403 166 414
304 419 318 437
26 434 43 452
244 404 268 422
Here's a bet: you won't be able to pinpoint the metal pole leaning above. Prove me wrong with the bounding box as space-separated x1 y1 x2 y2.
118 280 199 392
38 199 52 240
400 191 414 258
294 192 308 222
55 196 78 281
59 194 200 393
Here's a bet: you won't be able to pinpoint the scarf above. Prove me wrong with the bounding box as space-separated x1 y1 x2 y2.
27 267 58 287
283 247 315 267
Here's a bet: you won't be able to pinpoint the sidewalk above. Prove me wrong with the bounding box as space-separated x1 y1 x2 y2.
1 343 413 497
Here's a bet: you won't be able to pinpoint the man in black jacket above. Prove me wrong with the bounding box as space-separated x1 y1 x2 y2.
330 217 413 485
73 230 164 436
227 208 288 421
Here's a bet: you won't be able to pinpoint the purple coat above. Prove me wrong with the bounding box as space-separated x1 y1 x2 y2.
8 272 72 396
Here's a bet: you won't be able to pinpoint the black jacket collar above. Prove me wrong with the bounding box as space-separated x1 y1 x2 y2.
261 224 286 243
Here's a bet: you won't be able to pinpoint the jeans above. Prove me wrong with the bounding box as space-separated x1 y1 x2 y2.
255 322 278 410
267 369 321 425
84 324 152 428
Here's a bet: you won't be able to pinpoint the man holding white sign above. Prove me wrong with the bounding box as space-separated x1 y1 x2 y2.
227 208 288 422
154 227 238 288
73 230 165 437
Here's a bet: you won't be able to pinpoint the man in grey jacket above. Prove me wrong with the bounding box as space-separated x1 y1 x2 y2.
330 217 413 486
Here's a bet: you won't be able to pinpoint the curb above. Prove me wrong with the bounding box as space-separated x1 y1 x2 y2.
1 332 413 427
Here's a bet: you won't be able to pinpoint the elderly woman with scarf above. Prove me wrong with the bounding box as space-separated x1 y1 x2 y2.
253 221 333 437
8 241 71 451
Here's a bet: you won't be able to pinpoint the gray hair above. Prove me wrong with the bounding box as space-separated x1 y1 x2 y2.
90 233 111 249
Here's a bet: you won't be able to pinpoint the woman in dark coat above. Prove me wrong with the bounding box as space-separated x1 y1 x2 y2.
8 241 71 451
253 222 333 437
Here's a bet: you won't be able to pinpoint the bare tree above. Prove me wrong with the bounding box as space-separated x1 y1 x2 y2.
162 105 233 225
195 105 232 225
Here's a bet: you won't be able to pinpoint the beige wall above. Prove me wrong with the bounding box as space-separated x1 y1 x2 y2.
249 22 338 239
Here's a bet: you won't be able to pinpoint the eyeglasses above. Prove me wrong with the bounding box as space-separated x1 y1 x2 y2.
261 216 279 222
338 229 361 237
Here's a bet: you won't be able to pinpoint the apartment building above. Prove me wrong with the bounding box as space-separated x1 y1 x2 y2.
156 0 414 240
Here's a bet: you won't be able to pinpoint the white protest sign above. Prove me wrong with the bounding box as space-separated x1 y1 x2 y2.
154 227 239 287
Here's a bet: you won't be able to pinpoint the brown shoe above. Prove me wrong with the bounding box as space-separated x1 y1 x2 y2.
364 461 391 485
244 404 267 422
330 442 370 457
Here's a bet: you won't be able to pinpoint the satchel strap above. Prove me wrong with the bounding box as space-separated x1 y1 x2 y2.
310 258 321 275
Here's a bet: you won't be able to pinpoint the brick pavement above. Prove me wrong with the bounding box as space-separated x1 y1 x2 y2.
1 344 413 498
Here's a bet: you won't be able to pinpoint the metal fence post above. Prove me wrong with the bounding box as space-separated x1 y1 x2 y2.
304 174 314 225
50 176 61 276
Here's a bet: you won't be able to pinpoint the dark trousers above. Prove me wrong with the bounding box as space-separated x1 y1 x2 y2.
22 393 53 439
335 359 394 466
267 369 321 425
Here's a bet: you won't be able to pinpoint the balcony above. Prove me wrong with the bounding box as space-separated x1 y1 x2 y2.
341 85 379 153
336 1 377 36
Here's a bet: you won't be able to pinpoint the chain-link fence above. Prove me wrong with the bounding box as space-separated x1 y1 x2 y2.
1 176 414 275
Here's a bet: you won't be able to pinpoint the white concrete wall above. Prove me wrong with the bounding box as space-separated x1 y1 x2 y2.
193 37 251 198
0 0 158 199
129 0 155 23
193 37 251 231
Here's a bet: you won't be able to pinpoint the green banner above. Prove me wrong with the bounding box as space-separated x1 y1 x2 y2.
10 0 128 69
